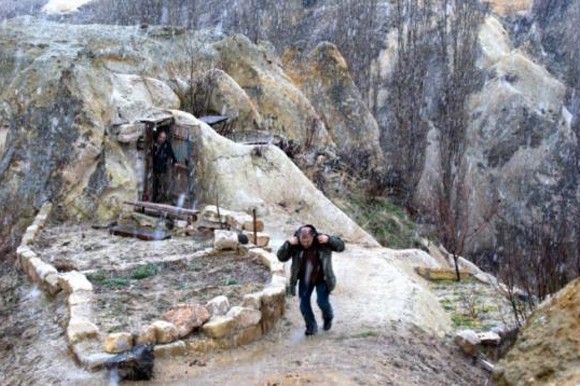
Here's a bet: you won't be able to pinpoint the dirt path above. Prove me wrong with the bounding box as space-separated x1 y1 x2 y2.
0 210 490 385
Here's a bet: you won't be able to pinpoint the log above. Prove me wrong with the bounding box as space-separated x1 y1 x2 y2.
109 225 170 241
478 358 495 373
124 201 199 223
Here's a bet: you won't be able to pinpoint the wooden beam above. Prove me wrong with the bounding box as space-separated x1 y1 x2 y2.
123 201 199 222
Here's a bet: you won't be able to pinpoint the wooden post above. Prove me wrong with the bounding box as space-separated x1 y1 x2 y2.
253 208 258 245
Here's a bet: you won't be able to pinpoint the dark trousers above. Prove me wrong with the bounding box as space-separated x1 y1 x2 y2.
152 172 170 203
299 280 333 331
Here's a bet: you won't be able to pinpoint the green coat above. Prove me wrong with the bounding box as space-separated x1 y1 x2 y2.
276 235 345 296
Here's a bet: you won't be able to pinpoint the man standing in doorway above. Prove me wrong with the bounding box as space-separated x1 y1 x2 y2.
277 224 345 336
152 131 178 203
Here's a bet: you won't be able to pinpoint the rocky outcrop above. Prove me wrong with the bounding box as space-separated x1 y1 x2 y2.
494 278 580 386
176 111 378 245
0 18 377 250
414 15 577 253
212 34 332 146
282 42 385 175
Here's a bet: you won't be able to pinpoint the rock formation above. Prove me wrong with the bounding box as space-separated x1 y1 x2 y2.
494 278 580 386
0 17 377 249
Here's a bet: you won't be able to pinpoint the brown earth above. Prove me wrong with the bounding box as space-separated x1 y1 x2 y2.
0 261 490 386
0 212 493 385
34 223 271 335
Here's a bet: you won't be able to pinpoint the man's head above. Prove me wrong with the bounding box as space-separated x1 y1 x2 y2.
298 226 316 248
157 131 167 144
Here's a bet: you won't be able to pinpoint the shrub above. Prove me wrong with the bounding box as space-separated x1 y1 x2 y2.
131 264 160 280
102 278 131 288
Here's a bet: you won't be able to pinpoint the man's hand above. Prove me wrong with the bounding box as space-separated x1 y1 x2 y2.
289 236 299 245
317 234 329 244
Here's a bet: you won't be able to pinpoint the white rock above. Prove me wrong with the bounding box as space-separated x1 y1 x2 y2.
154 340 187 357
59 271 93 293
214 229 239 250
242 292 262 311
206 296 230 316
226 306 262 329
67 318 99 345
454 329 481 356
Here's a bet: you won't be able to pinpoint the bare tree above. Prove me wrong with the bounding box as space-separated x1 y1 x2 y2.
334 0 380 102
434 0 486 280
385 0 433 203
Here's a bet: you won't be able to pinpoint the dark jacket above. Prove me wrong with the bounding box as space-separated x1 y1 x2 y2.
152 141 177 173
277 225 345 296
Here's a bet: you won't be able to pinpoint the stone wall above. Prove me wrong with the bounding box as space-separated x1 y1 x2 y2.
14 203 287 370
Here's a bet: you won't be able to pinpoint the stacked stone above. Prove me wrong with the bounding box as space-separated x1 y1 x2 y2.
16 202 61 295
15 202 289 367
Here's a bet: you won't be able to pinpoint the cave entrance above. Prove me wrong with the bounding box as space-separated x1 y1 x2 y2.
141 113 195 207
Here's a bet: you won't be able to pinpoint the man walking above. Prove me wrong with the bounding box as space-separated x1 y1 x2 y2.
277 224 345 336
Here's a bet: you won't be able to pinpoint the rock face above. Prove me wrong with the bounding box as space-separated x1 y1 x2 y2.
0 18 378 250
414 15 577 254
494 278 580 386
282 42 385 175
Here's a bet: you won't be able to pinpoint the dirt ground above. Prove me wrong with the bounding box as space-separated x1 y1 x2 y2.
35 224 271 334
0 213 493 385
0 261 490 386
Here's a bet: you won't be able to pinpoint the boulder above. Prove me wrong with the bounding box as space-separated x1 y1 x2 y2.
477 331 501 346
232 325 262 347
27 257 58 284
67 318 99 345
72 339 117 370
135 325 157 345
195 68 263 133
454 329 481 357
213 229 239 250
105 332 134 353
201 316 237 339
249 248 284 273
151 321 179 344
213 34 333 147
260 285 286 333
43 273 62 295
69 302 94 320
153 340 187 357
226 306 262 330
242 292 262 311
67 291 93 306
205 296 230 317
58 271 93 293
162 303 211 338
114 123 144 143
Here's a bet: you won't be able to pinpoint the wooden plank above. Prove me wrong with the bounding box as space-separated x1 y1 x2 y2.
109 225 170 241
